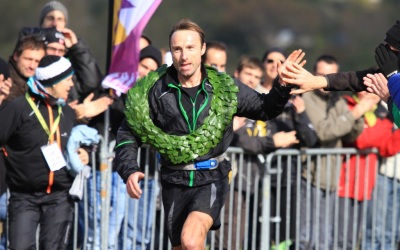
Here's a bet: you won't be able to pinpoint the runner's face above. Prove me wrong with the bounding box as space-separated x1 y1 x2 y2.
170 30 205 80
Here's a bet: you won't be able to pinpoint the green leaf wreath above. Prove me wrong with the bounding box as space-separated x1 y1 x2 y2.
125 64 239 164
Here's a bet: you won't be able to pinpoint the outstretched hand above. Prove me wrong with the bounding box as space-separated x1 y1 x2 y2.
278 49 306 84
73 93 113 119
363 73 389 102
278 49 329 94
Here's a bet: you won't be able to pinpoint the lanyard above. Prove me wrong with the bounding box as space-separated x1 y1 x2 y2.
25 93 62 193
25 92 62 143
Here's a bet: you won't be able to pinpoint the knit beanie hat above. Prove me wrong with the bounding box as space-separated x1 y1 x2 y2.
141 34 152 45
35 55 74 87
385 20 400 51
44 28 65 45
140 45 162 68
39 1 68 26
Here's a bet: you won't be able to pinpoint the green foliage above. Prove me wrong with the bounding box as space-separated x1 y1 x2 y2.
271 239 293 250
124 65 238 164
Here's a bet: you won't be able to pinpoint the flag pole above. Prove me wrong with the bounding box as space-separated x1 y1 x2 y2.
106 0 114 74
99 1 114 248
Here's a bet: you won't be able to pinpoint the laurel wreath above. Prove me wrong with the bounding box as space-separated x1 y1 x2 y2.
124 64 239 164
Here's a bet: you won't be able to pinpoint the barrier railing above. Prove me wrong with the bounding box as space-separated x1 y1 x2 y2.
3 147 400 250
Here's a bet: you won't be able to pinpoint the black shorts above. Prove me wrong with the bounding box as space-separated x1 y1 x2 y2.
162 175 229 247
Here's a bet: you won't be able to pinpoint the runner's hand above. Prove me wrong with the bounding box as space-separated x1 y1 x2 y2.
126 172 145 199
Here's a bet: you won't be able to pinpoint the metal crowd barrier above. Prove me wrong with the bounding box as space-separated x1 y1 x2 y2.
2 147 400 250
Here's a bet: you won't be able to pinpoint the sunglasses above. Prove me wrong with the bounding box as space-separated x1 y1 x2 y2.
266 59 284 64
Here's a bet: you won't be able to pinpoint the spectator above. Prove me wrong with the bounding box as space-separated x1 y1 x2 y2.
215 55 265 249
81 45 163 249
361 73 400 250
254 49 317 248
299 55 376 249
119 45 162 250
201 40 227 72
338 90 381 249
0 59 12 106
257 48 286 94
0 55 88 249
43 27 67 57
40 28 112 119
39 0 103 103
140 34 152 50
0 57 11 250
7 35 45 101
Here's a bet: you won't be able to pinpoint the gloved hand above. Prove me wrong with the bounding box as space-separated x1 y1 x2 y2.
375 43 399 79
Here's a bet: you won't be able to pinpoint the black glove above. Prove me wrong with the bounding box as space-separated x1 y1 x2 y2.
375 43 399 78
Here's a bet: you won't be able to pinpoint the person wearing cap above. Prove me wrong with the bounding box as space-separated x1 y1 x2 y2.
41 27 112 120
140 34 152 50
77 44 163 249
0 55 89 249
43 27 67 57
7 35 46 102
39 1 102 103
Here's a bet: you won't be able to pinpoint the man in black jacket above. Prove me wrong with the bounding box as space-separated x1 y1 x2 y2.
0 55 88 249
7 35 46 102
39 0 102 103
114 19 294 249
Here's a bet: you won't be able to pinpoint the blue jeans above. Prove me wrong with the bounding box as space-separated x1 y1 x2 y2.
119 179 159 250
364 174 400 250
0 192 7 250
79 171 126 250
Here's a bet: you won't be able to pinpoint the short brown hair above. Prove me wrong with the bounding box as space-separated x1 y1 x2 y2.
313 54 339 72
202 41 227 63
168 19 205 50
13 35 46 57
235 55 263 74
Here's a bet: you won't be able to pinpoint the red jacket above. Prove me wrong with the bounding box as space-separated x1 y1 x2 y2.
338 96 400 200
